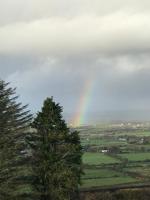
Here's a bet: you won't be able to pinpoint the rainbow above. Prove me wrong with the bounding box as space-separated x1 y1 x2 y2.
72 78 94 127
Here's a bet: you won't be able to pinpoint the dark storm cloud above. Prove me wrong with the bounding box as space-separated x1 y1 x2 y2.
4 54 150 114
1 0 150 122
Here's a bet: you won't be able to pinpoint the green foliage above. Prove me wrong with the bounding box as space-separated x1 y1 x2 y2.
0 80 32 199
30 97 82 200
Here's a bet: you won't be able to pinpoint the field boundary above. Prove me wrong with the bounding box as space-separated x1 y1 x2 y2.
80 182 150 193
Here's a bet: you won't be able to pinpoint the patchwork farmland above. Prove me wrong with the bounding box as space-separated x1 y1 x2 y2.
76 122 150 189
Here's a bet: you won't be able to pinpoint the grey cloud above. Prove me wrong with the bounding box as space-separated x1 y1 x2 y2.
1 0 150 25
5 54 150 114
1 0 150 123
0 13 150 58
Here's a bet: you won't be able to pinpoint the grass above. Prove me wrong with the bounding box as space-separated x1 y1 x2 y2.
83 169 122 179
81 138 126 146
83 152 120 165
117 131 150 137
119 152 150 162
124 164 150 178
80 126 150 188
81 176 138 188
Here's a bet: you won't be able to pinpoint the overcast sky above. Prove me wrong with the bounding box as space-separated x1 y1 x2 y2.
1 0 150 123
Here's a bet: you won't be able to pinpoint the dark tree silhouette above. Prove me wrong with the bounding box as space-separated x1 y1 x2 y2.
30 97 82 200
0 80 32 199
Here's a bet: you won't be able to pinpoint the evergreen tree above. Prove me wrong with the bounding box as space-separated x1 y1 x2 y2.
30 97 82 200
0 80 32 199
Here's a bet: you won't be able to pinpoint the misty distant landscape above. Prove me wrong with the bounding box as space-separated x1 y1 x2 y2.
65 110 150 126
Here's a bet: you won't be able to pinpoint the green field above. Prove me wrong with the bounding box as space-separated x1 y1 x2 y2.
82 176 138 188
116 131 150 137
83 169 122 179
125 165 150 178
83 153 120 165
119 152 150 162
80 124 150 188
81 138 127 146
